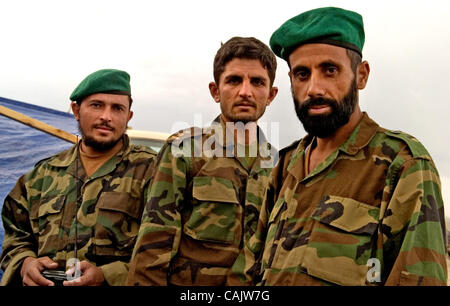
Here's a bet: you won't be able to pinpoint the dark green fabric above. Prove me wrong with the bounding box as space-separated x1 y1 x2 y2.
70 69 131 102
270 7 365 61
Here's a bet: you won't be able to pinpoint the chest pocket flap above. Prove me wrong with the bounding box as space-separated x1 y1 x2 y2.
192 176 239 204
30 195 66 235
303 195 380 286
95 192 142 256
186 176 239 244
312 195 379 234
97 192 142 219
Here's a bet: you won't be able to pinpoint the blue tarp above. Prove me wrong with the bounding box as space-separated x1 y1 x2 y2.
0 96 78 281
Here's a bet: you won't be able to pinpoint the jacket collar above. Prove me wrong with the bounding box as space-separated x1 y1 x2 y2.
208 115 278 170
48 134 131 178
287 112 379 181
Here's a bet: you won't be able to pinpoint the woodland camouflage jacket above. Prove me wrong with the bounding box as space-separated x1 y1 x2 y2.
227 113 447 286
0 135 156 285
126 116 277 285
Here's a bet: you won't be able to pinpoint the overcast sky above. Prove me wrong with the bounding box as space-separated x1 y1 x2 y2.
0 0 449 216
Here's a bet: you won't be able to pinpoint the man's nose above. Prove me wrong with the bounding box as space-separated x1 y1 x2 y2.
238 79 252 98
99 107 112 122
306 73 326 98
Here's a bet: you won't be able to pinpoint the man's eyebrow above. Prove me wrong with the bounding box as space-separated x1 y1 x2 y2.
292 60 341 71
318 60 341 68
223 73 269 82
250 74 269 80
224 74 242 80
291 65 309 74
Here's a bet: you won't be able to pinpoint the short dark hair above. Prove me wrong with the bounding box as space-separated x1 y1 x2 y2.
213 36 277 87
346 49 362 74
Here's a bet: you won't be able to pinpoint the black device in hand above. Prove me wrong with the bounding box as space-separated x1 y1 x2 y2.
42 270 67 286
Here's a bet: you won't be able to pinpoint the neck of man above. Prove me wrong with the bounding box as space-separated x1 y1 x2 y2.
79 137 124 177
220 114 259 146
309 106 363 172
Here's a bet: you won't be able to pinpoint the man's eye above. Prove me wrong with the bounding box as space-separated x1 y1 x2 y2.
252 79 265 86
226 77 241 84
326 67 338 75
295 70 309 79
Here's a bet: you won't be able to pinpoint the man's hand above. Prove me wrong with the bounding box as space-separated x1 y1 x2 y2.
20 256 59 286
63 260 104 286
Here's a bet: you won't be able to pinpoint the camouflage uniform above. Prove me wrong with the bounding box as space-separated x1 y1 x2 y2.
126 116 277 285
228 113 447 286
0 135 156 286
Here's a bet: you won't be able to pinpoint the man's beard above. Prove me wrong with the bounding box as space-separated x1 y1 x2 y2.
78 123 123 152
221 99 263 124
293 80 358 138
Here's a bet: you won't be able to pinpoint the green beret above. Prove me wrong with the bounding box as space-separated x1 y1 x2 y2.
270 7 365 61
70 68 131 102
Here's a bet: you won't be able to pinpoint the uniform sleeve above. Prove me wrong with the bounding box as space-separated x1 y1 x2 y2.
99 261 129 286
0 175 38 285
126 142 187 286
383 156 447 285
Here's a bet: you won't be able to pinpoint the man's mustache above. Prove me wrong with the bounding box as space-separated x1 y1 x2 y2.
233 98 257 108
300 97 338 109
94 122 114 130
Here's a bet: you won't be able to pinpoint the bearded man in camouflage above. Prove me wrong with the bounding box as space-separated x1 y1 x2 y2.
126 37 279 285
228 7 447 286
0 69 156 286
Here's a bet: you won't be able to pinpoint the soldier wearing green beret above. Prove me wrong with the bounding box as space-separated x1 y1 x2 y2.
0 69 157 286
228 7 447 286
126 37 279 286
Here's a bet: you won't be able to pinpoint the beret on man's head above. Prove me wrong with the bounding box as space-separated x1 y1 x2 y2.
70 69 131 103
270 7 365 62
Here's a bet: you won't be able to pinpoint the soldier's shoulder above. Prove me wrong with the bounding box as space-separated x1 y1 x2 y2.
34 147 72 168
278 139 301 159
24 148 72 182
379 128 432 160
166 126 204 144
130 144 158 157
34 156 53 168
274 139 302 172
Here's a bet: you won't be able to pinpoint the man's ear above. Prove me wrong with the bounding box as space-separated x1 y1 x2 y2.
209 82 220 103
127 110 133 122
71 102 80 121
357 61 370 90
266 86 278 106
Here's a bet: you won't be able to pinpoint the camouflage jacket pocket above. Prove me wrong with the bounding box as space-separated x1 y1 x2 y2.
303 195 380 286
185 176 241 244
94 192 142 256
30 195 65 236
30 195 66 255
